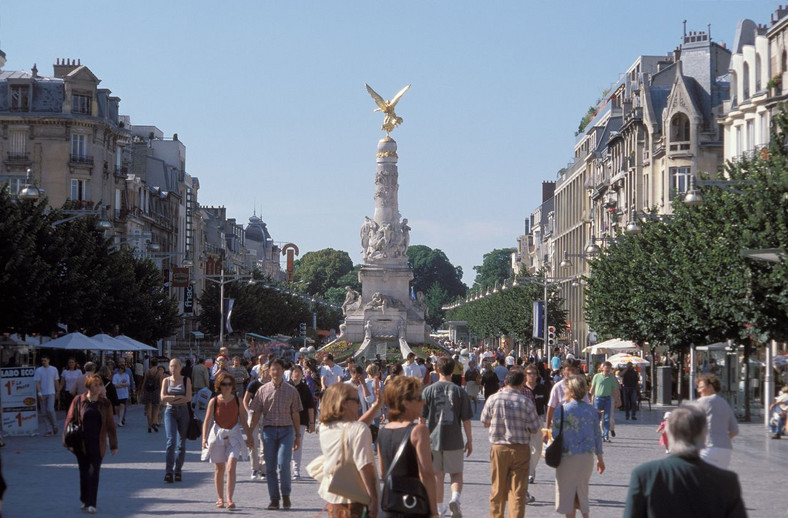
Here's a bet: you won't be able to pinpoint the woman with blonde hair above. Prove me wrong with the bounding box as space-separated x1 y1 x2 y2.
62 374 118 514
377 376 437 518
161 358 192 483
552 375 604 518
202 372 254 509
317 382 381 518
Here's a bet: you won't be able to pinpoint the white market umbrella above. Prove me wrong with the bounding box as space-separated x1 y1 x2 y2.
115 335 157 352
90 334 130 351
606 352 650 367
38 332 105 351
583 339 639 355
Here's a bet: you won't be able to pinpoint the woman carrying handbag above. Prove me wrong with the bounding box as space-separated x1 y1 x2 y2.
317 383 381 518
377 376 438 518
62 374 118 514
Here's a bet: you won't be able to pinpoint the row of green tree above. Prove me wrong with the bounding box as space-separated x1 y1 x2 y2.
196 276 343 339
444 272 567 345
586 106 788 353
0 191 180 342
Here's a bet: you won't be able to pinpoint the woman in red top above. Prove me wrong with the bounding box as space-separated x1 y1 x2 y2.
202 372 254 510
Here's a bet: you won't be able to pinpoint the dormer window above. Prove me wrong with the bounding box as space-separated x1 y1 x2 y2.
72 93 91 114
10 85 29 112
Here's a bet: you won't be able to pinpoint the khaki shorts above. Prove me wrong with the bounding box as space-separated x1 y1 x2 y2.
432 448 464 474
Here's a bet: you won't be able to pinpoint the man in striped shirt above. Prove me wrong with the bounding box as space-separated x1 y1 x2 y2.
481 369 541 518
249 359 303 510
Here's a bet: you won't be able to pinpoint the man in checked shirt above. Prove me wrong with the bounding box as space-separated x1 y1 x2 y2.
249 359 303 511
481 369 541 518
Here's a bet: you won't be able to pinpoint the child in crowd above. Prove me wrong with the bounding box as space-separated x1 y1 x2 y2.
656 411 671 453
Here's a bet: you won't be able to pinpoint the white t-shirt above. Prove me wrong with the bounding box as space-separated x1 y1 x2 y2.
35 365 59 395
317 421 377 504
402 362 421 378
112 372 131 400
320 364 344 387
548 379 590 408
61 369 82 394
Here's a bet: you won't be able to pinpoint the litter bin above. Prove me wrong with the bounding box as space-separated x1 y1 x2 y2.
656 366 672 405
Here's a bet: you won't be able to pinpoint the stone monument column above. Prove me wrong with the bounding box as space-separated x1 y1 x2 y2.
337 84 430 358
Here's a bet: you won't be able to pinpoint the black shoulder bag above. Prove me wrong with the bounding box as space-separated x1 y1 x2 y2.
545 405 564 468
64 397 85 454
381 423 430 515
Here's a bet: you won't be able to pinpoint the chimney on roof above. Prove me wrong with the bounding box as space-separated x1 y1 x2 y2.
53 57 81 78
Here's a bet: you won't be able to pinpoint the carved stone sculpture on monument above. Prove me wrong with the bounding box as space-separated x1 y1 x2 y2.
342 287 361 316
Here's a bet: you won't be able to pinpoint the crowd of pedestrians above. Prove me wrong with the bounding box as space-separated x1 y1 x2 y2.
32 340 757 517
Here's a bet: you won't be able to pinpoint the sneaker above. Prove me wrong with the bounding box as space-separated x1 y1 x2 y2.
174 472 182 482
292 469 301 480
449 500 462 518
611 429 616 438
117 422 124 427
526 493 536 504
251 470 259 480
528 475 535 484
87 506 97 514
44 431 54 437
164 473 174 483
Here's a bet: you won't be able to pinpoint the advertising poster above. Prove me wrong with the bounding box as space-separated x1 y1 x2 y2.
1 367 38 435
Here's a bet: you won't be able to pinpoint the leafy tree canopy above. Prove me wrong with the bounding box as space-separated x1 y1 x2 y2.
292 248 354 296
586 102 788 352
407 245 467 329
473 248 516 290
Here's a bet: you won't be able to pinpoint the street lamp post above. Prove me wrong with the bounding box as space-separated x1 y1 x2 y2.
516 274 577 359
202 270 252 347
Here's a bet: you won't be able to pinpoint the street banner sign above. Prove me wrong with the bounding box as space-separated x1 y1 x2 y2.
1 367 38 436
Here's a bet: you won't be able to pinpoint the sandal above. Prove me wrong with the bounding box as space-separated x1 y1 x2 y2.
216 500 225 508
226 502 236 511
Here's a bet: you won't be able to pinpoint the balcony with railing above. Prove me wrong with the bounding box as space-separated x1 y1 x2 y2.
69 154 94 166
5 151 31 164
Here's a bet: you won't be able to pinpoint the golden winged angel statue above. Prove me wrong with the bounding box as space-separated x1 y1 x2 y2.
365 83 411 134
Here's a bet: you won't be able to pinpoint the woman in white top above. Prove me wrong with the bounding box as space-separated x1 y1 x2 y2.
61 358 83 410
317 383 380 518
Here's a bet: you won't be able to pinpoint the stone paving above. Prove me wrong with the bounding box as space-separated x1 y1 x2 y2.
3 401 787 517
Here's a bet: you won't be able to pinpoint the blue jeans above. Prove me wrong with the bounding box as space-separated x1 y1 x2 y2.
40 394 57 432
771 412 786 435
164 404 190 474
594 396 612 439
262 425 295 500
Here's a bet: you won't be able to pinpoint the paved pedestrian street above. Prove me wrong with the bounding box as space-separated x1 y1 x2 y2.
4 403 787 517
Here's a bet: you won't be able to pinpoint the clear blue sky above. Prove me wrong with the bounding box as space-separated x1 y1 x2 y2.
2 1 775 285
